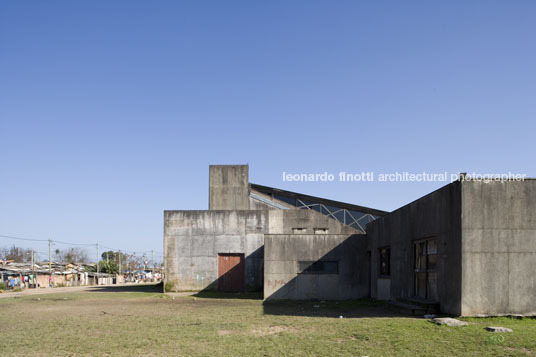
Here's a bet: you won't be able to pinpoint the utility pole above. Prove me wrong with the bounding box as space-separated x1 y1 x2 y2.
48 239 53 288
31 250 35 288
48 239 52 275
96 244 100 275
118 250 121 275
106 253 109 263
151 250 154 273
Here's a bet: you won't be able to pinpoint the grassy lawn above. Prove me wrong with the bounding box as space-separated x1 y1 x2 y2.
0 287 535 356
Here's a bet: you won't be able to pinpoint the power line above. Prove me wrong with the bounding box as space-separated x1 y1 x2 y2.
0 233 161 257
0 234 48 242
53 240 95 247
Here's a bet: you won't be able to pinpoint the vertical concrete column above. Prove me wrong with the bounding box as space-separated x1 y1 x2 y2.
209 165 250 210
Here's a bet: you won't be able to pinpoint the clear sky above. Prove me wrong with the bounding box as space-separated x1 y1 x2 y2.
1 1 535 261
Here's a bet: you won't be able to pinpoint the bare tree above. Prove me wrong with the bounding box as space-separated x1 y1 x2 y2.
0 245 33 262
54 247 89 263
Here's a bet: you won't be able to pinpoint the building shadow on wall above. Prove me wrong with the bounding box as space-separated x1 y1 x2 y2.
263 299 404 318
193 291 263 300
193 246 264 300
262 234 405 318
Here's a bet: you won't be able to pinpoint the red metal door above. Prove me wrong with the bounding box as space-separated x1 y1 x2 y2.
218 253 244 292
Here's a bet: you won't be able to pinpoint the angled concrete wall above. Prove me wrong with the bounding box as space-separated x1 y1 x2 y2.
249 196 281 210
461 180 536 316
367 182 462 315
264 234 369 300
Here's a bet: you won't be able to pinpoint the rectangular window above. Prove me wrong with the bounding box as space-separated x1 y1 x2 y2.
414 238 438 301
379 247 390 276
314 228 329 234
292 228 307 234
298 261 339 274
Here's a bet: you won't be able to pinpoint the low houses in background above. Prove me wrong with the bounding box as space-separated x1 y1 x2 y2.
0 261 117 289
0 260 163 290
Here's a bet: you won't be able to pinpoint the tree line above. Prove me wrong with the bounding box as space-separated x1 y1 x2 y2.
0 245 159 274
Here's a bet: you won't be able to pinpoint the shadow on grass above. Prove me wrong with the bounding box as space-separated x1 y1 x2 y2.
88 282 163 294
192 291 263 300
263 298 409 318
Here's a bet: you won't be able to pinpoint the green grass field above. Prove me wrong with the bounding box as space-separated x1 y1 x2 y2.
0 286 534 356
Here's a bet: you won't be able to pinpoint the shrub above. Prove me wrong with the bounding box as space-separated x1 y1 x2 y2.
164 281 175 292
0 282 6 290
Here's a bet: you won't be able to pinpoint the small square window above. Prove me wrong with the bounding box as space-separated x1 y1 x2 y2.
292 228 307 234
314 228 329 234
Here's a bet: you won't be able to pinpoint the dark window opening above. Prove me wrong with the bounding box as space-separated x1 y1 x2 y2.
299 261 339 274
379 247 390 276
414 238 438 301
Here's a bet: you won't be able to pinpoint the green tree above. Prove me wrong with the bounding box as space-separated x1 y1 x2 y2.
101 250 116 261
90 260 119 274
100 251 132 272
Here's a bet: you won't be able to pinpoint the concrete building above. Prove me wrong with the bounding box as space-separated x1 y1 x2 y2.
164 165 536 316
164 165 385 298
368 179 536 316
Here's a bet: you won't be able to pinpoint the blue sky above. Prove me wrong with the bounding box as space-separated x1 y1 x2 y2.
1 1 535 261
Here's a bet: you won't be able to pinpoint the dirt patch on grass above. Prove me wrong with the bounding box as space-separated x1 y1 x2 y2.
251 325 295 337
217 330 235 336
219 325 296 337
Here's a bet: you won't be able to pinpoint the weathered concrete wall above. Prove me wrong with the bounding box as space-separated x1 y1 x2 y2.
367 182 462 315
264 234 369 300
267 209 357 235
164 206 359 293
461 180 536 316
209 165 249 210
164 210 267 292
